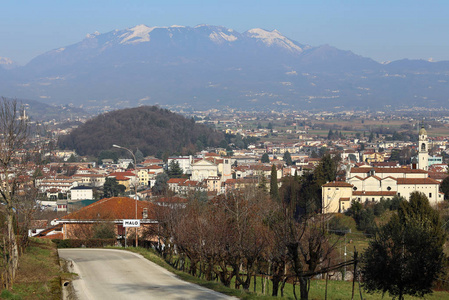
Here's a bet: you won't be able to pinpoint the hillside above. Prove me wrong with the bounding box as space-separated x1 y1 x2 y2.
57 106 224 156
1 25 449 112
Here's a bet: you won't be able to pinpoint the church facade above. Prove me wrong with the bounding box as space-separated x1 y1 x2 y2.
322 126 443 214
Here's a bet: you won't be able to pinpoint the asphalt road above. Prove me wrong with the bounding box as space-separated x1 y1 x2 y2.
59 248 234 300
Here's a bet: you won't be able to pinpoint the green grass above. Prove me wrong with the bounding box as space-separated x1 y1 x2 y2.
122 246 449 300
0 238 62 300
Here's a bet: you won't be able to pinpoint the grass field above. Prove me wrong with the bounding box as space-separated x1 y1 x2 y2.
0 238 62 300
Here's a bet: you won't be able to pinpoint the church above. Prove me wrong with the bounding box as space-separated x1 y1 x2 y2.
322 126 444 214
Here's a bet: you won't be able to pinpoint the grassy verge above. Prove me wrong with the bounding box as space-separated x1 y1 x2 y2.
0 238 63 300
122 247 449 300
123 247 262 299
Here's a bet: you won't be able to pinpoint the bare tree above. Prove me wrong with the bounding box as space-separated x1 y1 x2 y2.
0 98 29 289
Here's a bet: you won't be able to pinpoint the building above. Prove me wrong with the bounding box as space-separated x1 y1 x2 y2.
190 159 218 181
418 126 429 171
56 197 157 240
70 186 94 200
168 156 194 174
323 166 443 214
324 127 443 214
322 181 353 214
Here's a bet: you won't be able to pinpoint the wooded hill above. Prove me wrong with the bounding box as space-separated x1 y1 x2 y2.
58 106 224 157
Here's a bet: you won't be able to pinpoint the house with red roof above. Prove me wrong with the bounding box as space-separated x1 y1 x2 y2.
56 197 157 240
108 171 138 191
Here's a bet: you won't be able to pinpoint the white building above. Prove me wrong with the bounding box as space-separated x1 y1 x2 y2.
418 126 429 171
190 159 218 182
168 156 194 175
323 165 443 214
70 186 93 200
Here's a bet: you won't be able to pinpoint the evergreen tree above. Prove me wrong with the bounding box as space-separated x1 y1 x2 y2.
152 173 169 195
258 175 268 193
439 176 449 200
314 153 340 186
135 148 144 163
283 151 293 166
362 192 446 300
98 150 118 165
67 154 78 162
167 160 183 178
261 153 270 163
103 177 126 198
270 164 279 201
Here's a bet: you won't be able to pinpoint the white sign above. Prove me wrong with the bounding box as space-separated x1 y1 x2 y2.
123 219 141 227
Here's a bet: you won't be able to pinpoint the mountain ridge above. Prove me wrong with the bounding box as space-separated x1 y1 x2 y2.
1 24 448 112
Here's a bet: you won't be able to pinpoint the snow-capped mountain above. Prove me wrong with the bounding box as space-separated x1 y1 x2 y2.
1 24 449 111
0 57 17 70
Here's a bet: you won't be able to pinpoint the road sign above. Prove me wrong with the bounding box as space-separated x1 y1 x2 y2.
123 219 140 227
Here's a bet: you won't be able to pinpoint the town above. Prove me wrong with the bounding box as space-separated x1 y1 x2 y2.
8 106 444 299
32 108 449 217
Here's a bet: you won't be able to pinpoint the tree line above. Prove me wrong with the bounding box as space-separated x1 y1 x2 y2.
146 155 343 299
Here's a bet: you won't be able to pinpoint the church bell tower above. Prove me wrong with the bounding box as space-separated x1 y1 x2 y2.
418 125 428 171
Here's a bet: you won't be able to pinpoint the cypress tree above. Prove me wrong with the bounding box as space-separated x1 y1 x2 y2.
270 164 279 201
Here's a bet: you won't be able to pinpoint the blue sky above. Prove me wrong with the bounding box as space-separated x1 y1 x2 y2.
1 0 448 65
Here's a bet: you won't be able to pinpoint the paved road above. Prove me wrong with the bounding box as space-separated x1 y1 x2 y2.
59 248 233 300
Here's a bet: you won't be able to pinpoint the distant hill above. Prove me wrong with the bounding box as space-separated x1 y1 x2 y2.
1 24 449 111
57 106 224 157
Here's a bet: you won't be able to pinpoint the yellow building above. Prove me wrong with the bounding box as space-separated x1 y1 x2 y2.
321 181 353 214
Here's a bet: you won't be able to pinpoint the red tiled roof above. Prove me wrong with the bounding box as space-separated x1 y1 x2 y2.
429 172 449 180
38 233 64 239
396 178 440 185
143 159 163 164
167 178 187 184
61 197 155 220
73 174 105 178
114 175 130 181
146 165 163 169
322 181 353 187
205 152 219 157
109 171 136 177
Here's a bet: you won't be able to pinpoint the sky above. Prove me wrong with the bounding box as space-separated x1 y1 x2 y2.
1 0 448 65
